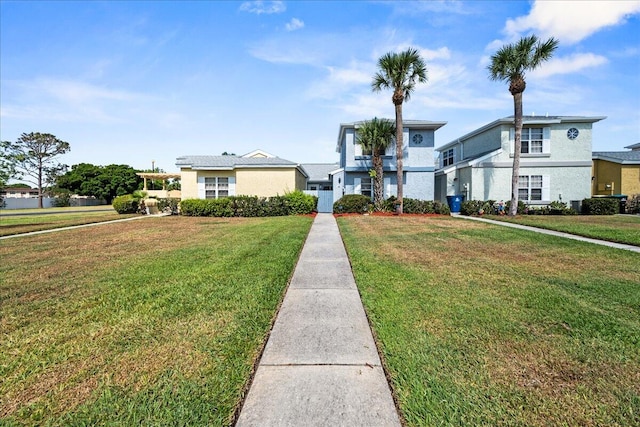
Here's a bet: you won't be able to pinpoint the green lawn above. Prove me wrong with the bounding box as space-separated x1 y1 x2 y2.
339 215 639 427
0 206 134 237
482 214 640 246
0 215 313 426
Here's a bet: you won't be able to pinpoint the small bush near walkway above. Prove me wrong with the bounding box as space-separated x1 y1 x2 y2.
112 194 139 214
333 194 373 214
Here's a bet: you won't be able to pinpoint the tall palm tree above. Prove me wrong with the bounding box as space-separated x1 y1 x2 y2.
488 35 558 216
356 117 396 211
372 48 427 214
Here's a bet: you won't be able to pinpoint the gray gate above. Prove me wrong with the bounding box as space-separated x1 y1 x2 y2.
316 190 334 213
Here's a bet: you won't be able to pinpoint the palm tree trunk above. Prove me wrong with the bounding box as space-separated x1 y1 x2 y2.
509 91 523 216
395 102 403 214
373 153 384 211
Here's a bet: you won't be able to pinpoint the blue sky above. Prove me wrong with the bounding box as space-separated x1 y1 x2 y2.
2 0 639 173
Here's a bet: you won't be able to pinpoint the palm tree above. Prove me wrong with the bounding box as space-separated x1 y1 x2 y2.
488 35 558 216
356 117 396 211
372 48 427 214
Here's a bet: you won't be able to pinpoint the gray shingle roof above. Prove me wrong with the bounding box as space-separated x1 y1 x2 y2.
176 155 299 169
300 163 339 182
593 151 640 164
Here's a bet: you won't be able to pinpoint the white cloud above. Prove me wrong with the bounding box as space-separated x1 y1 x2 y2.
1 78 151 123
419 47 451 61
39 79 139 104
239 1 285 15
305 63 373 100
388 0 471 15
285 18 304 32
530 53 608 78
504 0 640 44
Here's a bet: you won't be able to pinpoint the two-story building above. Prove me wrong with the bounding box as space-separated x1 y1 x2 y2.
434 115 606 209
331 120 447 204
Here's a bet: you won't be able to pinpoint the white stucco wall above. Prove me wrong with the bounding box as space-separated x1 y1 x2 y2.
405 172 434 200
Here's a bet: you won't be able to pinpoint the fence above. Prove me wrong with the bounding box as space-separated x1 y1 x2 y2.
1 197 107 210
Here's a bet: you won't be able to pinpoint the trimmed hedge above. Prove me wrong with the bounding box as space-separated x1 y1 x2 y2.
581 198 619 215
383 196 451 215
460 199 574 216
333 195 373 214
179 191 317 217
333 195 450 215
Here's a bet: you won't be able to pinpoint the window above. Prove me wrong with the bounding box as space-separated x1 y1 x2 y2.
521 128 543 154
518 175 543 201
205 177 229 199
361 177 373 198
443 148 454 166
354 142 372 157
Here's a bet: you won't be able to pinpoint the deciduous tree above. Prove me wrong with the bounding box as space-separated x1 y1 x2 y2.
56 163 142 204
2 133 70 208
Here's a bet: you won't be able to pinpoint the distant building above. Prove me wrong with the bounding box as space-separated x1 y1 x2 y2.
0 187 38 198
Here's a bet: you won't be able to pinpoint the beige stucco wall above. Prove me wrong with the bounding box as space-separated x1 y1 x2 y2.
621 165 640 195
597 161 640 196
235 168 304 197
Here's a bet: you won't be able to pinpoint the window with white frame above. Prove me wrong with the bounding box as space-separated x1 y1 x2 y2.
443 148 455 166
205 177 229 199
521 128 543 154
518 175 543 201
361 177 373 198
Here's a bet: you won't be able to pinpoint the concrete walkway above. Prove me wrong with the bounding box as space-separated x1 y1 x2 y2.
455 215 640 253
236 213 401 427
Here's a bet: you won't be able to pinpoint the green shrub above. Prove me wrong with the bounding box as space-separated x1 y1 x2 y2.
52 189 72 207
112 195 139 214
180 198 234 217
231 195 267 217
400 198 451 215
460 200 479 216
333 194 372 214
581 198 618 215
283 190 317 214
460 200 494 216
179 193 316 217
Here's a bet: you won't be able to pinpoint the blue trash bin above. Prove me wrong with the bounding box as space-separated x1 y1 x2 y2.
446 195 465 213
